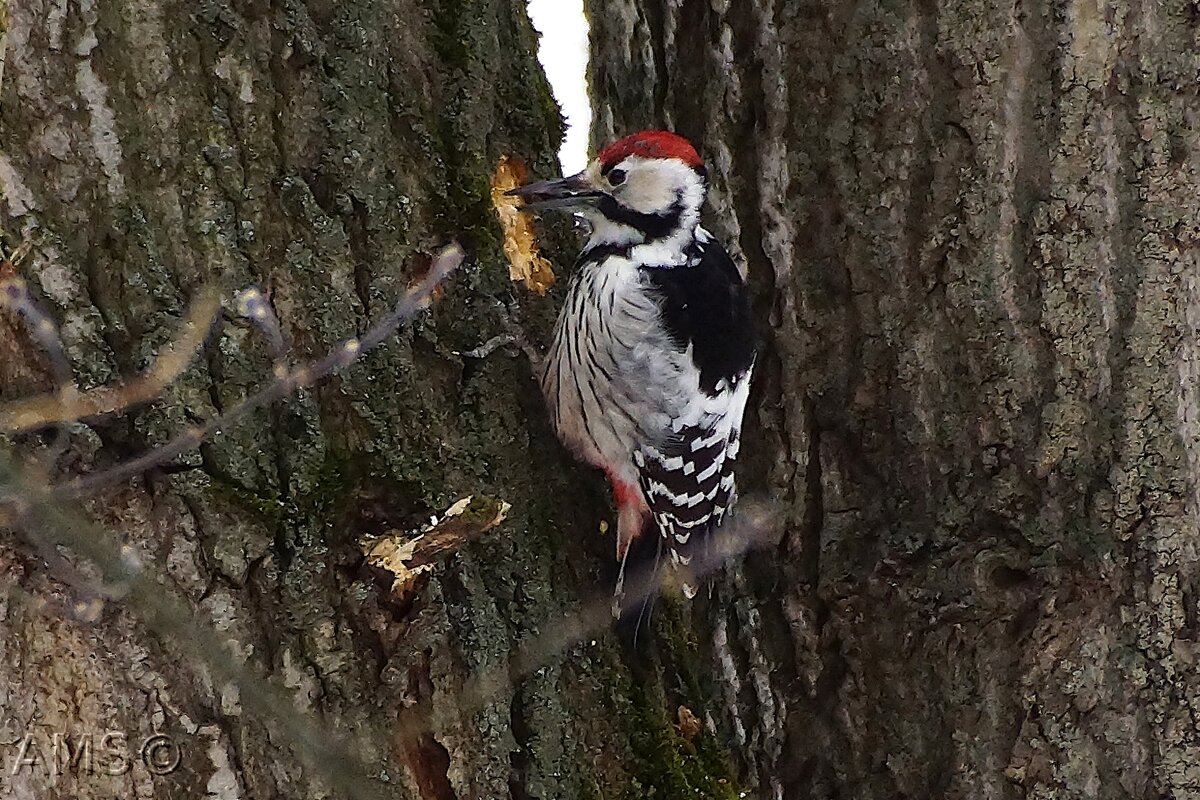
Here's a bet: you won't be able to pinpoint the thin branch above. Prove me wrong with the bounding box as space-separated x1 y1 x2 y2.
235 287 288 365
0 451 396 800
4 441 780 788
2 243 464 500
0 283 222 433
0 241 470 799
454 297 544 371
436 495 785 718
458 333 520 359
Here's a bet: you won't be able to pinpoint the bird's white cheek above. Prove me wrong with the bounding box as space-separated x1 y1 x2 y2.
622 181 674 214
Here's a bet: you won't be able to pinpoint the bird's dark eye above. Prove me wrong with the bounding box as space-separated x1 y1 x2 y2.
608 168 627 186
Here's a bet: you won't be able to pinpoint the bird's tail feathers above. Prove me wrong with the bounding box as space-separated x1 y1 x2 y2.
613 527 665 647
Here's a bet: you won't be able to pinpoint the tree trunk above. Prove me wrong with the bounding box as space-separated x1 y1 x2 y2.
0 1 739 798
588 0 1200 798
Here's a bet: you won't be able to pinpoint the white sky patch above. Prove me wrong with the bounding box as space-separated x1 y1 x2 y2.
527 0 591 174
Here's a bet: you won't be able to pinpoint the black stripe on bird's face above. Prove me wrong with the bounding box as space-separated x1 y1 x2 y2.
595 192 685 242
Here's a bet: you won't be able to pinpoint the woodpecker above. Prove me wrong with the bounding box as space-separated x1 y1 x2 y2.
509 130 754 627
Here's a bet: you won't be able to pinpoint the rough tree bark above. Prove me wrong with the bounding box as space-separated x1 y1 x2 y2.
588 0 1200 798
0 1 741 799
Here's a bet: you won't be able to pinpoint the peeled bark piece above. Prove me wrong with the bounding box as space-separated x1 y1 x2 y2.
588 0 1200 798
492 154 557 294
363 494 511 602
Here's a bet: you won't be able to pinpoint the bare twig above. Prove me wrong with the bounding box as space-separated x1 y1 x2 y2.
3 449 779 791
235 287 288 366
455 297 544 372
0 241 468 800
0 451 396 800
439 495 784 714
1 243 464 500
458 333 521 359
0 283 222 434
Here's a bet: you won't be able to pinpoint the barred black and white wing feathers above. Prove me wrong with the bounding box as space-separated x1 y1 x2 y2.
633 232 755 594
634 420 743 592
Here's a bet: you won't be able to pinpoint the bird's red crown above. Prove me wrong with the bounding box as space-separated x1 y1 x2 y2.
597 130 703 169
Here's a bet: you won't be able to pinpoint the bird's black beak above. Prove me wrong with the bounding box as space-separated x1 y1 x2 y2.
506 172 601 211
